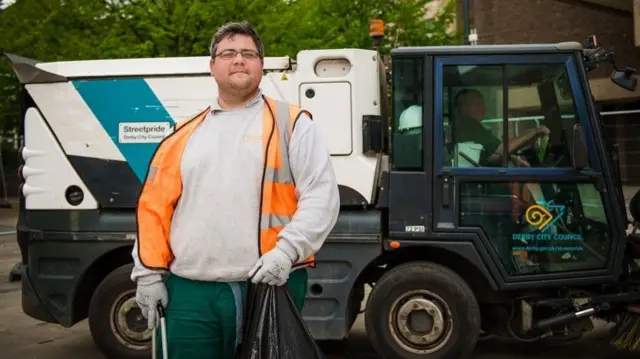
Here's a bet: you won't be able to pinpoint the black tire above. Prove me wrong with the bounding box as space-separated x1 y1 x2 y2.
365 261 480 359
88 263 151 359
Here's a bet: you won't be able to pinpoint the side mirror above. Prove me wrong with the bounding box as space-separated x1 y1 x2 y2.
612 67 637 91
572 124 589 170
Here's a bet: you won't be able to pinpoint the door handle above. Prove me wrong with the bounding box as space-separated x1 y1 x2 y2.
442 177 451 208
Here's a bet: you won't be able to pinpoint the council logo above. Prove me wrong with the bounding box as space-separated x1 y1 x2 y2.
524 200 565 233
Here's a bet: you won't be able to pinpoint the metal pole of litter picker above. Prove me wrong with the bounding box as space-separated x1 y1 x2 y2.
152 326 157 359
152 303 168 359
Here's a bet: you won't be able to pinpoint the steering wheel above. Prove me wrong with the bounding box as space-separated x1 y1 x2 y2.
521 134 570 168
511 134 555 168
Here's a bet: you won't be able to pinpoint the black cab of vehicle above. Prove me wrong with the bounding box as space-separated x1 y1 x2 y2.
386 39 638 290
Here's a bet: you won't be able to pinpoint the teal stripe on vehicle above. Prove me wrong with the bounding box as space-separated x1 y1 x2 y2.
72 78 174 183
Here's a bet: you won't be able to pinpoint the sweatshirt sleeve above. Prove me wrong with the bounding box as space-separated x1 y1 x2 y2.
131 240 166 284
274 112 340 262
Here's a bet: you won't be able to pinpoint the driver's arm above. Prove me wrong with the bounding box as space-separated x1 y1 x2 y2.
488 125 549 162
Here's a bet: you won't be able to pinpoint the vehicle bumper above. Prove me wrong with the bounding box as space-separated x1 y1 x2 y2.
17 230 134 328
20 263 59 325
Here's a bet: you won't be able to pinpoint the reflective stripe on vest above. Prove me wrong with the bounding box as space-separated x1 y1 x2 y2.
260 97 315 267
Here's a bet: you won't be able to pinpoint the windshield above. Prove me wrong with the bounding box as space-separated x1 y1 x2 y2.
440 63 581 169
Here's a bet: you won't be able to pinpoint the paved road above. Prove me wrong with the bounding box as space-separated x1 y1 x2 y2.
0 220 639 358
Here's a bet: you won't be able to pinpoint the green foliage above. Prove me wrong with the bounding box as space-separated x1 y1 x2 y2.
0 0 458 132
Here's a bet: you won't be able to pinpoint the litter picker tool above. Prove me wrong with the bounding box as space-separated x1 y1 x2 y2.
152 303 168 359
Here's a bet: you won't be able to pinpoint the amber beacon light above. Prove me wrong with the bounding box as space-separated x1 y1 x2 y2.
369 19 385 37
370 19 385 51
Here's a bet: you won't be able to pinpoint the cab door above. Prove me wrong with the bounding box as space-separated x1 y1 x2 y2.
431 53 626 286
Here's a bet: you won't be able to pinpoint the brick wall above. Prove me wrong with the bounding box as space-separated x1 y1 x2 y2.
468 0 638 79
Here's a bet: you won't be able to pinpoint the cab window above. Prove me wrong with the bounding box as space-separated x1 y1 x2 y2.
441 63 583 169
392 57 423 170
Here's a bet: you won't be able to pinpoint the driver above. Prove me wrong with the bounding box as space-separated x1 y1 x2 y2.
454 88 549 166
455 89 549 272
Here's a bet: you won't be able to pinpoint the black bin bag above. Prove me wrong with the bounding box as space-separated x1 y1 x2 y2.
236 282 326 359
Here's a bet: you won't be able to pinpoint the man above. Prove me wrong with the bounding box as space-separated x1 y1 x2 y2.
130 21 340 359
453 88 549 166
454 89 547 272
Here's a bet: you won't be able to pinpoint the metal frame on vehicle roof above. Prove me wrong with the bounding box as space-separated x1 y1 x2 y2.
392 42 584 56
4 52 294 84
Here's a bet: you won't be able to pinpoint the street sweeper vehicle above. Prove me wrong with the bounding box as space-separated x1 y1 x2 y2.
7 31 640 359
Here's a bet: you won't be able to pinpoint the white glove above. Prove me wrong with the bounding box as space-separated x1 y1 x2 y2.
135 275 168 329
248 244 296 286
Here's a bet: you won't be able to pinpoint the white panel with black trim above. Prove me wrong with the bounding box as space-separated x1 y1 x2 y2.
22 107 98 210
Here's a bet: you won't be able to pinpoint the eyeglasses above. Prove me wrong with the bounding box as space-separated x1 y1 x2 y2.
215 49 260 60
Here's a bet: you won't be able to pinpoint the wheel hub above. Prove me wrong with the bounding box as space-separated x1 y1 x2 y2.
110 291 152 349
396 297 445 345
389 290 454 354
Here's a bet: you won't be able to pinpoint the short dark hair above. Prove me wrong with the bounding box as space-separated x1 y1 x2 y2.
209 21 264 59
454 88 483 108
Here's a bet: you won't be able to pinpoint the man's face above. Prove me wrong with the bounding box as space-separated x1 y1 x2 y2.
460 92 486 121
209 34 263 96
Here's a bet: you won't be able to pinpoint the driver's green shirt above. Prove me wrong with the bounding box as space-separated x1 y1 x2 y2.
454 114 501 166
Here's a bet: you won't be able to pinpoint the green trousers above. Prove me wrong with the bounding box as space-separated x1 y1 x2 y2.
154 269 308 359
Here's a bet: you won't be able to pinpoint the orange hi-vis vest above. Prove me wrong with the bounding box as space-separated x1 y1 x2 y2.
135 95 315 271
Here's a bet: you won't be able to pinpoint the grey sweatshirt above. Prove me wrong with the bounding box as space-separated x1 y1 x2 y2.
131 92 340 284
